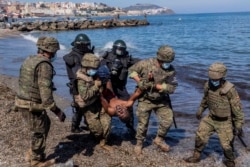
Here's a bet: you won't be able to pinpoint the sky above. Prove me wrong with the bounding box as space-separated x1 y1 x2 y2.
16 0 250 14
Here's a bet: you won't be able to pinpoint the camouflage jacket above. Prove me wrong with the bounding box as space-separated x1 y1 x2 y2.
76 69 100 107
129 58 177 101
16 55 56 110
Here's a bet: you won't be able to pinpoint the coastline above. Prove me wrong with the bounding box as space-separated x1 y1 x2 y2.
0 73 250 167
0 29 21 38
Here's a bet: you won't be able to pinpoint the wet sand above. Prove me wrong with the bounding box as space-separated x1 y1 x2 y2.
0 29 21 38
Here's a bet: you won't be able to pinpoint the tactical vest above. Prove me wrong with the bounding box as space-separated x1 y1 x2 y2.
63 49 84 82
103 51 131 82
142 58 176 101
18 55 53 103
206 81 234 118
74 69 98 108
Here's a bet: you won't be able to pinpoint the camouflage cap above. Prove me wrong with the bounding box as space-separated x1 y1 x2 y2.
36 36 47 48
157 45 175 63
39 37 60 53
81 53 100 69
208 62 227 80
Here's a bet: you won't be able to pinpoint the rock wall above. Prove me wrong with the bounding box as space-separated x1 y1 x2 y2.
3 19 149 32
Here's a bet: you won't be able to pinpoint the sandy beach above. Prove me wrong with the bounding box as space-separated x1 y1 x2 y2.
0 28 21 38
0 73 250 167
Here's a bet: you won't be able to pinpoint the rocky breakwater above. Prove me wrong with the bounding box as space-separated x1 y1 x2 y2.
7 18 149 32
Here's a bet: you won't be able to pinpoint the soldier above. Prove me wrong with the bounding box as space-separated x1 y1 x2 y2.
128 45 178 155
74 53 112 151
63 33 94 133
101 39 140 137
184 62 244 167
15 36 66 167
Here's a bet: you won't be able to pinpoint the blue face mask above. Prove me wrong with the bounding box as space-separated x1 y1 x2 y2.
50 53 57 62
161 62 171 70
87 69 97 76
210 79 220 87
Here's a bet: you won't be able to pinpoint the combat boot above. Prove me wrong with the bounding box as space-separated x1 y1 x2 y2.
99 139 113 152
223 160 235 167
184 150 201 163
134 140 143 155
153 136 170 152
25 149 45 163
30 159 55 167
71 126 82 133
25 148 32 162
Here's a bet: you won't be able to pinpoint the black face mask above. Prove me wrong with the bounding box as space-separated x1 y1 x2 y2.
75 43 92 53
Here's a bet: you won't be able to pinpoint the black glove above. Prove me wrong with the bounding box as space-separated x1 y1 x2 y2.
234 128 243 137
51 106 66 122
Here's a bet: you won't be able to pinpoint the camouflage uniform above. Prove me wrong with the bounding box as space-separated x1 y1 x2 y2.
16 55 55 161
75 53 111 146
15 37 65 167
76 70 111 140
194 81 243 163
129 57 177 143
185 62 244 167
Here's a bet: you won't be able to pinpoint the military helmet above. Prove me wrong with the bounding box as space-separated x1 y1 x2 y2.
71 33 91 46
113 40 127 56
39 37 60 53
81 53 100 69
156 45 175 63
208 62 227 80
113 40 126 49
36 36 47 48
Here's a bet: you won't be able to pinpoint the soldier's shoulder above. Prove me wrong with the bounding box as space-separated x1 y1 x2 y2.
102 50 112 58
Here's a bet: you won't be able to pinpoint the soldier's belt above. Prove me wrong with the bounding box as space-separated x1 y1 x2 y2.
15 98 44 111
210 114 228 121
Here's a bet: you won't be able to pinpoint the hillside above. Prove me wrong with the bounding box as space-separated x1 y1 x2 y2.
123 3 175 14
123 3 161 10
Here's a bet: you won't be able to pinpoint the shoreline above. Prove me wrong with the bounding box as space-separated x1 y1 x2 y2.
0 29 21 38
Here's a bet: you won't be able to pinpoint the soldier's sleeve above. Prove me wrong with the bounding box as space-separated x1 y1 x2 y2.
129 55 140 67
228 87 244 129
63 53 75 66
198 82 209 113
37 62 56 109
128 60 143 79
77 80 99 101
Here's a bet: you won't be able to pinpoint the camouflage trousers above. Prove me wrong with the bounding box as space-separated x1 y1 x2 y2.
83 102 111 141
19 108 50 161
135 100 173 141
195 115 234 161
